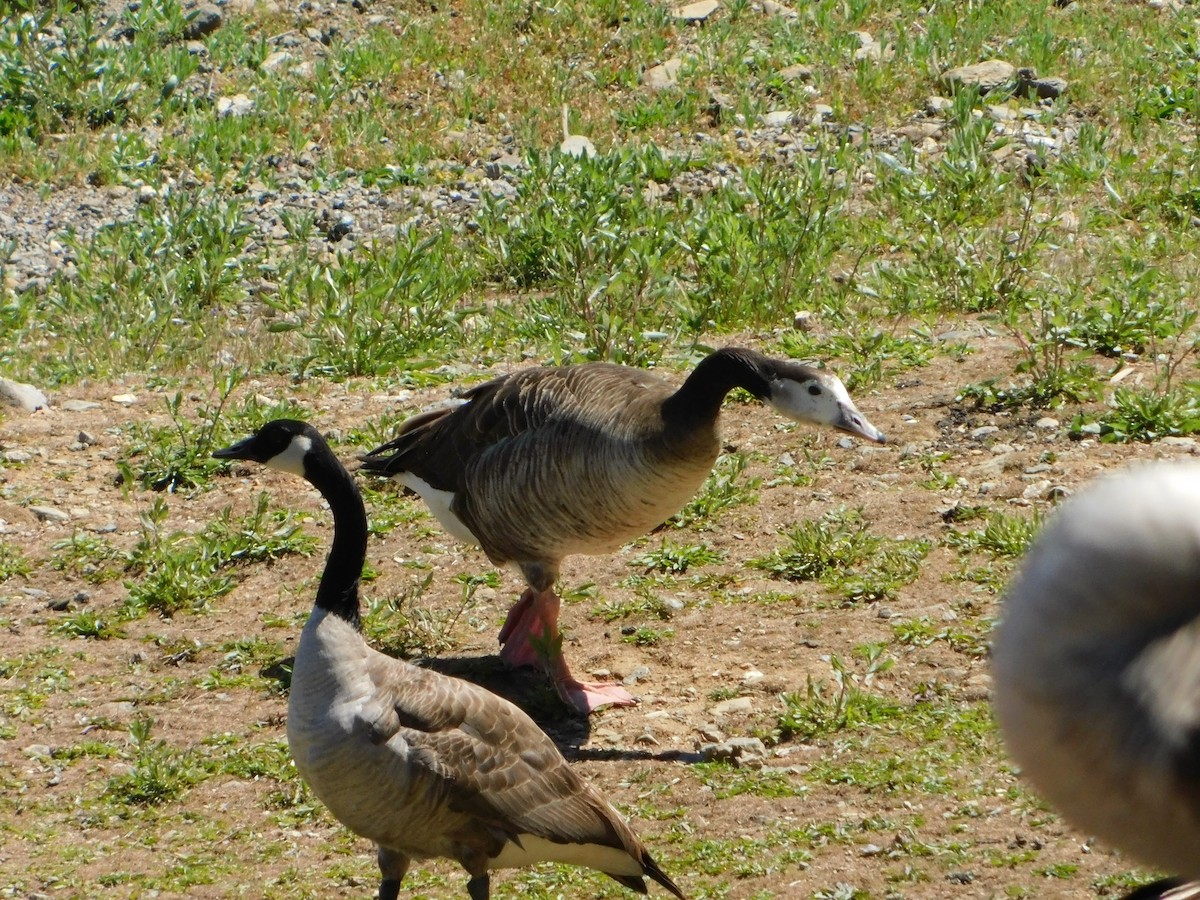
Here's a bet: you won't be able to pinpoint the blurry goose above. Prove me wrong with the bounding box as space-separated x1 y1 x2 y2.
214 420 686 900
360 347 885 714
993 462 1200 899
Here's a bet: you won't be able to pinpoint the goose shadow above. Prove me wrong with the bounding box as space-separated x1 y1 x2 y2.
261 653 702 763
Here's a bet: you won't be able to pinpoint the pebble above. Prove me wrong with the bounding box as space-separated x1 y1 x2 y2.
700 737 769 768
29 505 69 523
712 696 753 716
217 94 255 118
623 665 652 685
644 58 683 90
942 59 1016 94
23 744 53 759
182 5 223 40
970 425 1000 440
674 0 720 22
1035 417 1059 429
61 399 101 412
778 64 813 83
111 393 138 405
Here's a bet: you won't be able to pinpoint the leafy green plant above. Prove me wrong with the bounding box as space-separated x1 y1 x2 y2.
776 655 900 743
631 540 722 574
123 371 243 491
104 716 199 807
0 541 32 581
946 510 1041 559
52 609 124 640
669 453 760 530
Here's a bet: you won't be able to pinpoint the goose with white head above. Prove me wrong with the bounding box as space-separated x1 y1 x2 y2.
993 462 1200 900
360 347 885 715
214 419 686 900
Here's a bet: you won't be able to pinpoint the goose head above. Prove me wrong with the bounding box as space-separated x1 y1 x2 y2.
764 365 885 444
213 419 317 477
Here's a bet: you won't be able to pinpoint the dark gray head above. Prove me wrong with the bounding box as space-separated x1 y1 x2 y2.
213 419 320 476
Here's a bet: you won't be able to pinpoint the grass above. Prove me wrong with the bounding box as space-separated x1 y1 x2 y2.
1 0 1194 894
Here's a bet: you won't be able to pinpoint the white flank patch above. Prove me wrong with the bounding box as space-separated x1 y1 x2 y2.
489 834 641 877
397 473 481 547
270 435 312 477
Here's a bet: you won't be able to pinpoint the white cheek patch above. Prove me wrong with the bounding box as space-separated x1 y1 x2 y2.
269 435 312 477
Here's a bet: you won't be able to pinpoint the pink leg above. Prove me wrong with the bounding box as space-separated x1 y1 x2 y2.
498 588 639 715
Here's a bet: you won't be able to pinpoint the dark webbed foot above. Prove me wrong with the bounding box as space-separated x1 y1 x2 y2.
377 845 409 900
467 873 490 900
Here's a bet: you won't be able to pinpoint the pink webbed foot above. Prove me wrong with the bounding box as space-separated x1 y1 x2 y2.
497 588 638 714
555 673 639 715
498 589 546 670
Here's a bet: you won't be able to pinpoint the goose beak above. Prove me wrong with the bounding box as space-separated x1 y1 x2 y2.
213 436 256 461
836 404 886 444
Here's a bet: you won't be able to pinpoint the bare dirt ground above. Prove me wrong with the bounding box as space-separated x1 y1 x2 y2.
0 326 1188 899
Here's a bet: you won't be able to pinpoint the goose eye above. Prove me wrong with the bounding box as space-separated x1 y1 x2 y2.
807 385 822 396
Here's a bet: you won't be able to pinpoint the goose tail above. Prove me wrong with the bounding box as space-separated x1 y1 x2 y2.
605 849 685 898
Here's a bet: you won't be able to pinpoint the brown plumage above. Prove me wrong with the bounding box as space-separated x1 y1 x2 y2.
361 347 885 713
214 420 686 900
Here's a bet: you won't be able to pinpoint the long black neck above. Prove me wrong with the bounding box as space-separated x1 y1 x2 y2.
306 448 368 630
661 348 774 429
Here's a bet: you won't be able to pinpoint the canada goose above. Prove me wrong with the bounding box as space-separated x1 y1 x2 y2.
992 462 1200 898
360 347 885 714
214 420 686 900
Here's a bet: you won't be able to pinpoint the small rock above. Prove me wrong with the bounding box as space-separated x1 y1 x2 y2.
712 696 753 717
741 669 764 685
111 393 138 405
623 665 652 686
23 744 53 759
777 65 812 85
925 95 952 114
136 184 157 203
216 94 255 118
1035 417 1059 429
793 310 815 331
29 505 69 523
760 110 795 128
812 103 834 120
61 399 100 412
970 425 1000 440
644 58 683 90
46 597 71 612
182 4 223 40
77 431 97 446
760 0 798 18
942 59 1016 95
559 134 595 158
0 377 49 412
836 436 855 449
260 50 293 73
3 450 32 464
699 724 724 742
700 737 769 768
674 0 719 22
877 607 894 619
1022 480 1052 500
1017 68 1068 100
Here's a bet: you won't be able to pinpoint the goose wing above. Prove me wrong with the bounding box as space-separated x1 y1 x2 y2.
359 364 675 494
364 654 630 845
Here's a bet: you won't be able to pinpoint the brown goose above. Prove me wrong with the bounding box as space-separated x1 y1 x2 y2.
360 347 885 714
993 462 1200 899
214 420 686 900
